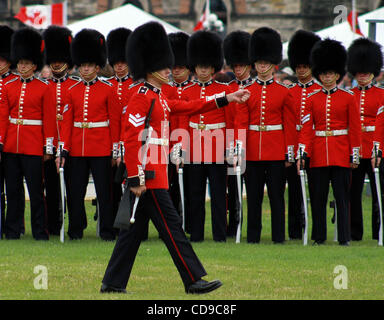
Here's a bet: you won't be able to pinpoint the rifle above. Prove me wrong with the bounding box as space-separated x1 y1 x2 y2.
374 144 383 246
114 99 156 229
59 143 66 243
299 148 309 246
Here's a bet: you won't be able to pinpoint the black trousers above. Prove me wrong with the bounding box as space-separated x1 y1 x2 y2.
244 160 286 243
0 159 5 238
311 166 351 243
102 189 207 289
111 164 122 235
3 153 48 240
187 163 227 242
69 156 115 240
350 158 381 240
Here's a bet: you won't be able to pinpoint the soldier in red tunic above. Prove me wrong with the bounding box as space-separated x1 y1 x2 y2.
223 30 252 237
236 27 296 244
297 39 361 246
0 28 57 240
43 25 80 236
347 38 384 241
106 27 133 233
0 25 19 238
101 22 249 294
57 29 121 241
181 30 235 242
286 30 321 240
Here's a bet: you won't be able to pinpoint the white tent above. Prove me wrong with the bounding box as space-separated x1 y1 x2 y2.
67 4 184 37
283 6 384 60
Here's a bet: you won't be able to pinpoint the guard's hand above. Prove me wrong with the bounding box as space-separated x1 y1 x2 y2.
44 154 53 162
130 185 146 197
285 161 292 168
372 157 381 170
351 163 358 169
227 89 250 104
116 157 122 167
175 157 184 172
55 156 65 173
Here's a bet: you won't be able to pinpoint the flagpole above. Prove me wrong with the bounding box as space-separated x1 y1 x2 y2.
352 0 357 40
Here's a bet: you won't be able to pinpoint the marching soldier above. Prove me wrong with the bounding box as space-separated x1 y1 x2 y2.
181 30 235 242
286 30 321 239
0 25 19 238
106 27 133 232
223 30 252 237
101 21 249 294
0 28 56 240
43 25 80 235
162 32 191 229
236 27 296 244
297 39 361 246
347 38 384 241
56 29 121 241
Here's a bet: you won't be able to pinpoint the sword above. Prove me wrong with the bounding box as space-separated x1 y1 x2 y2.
178 167 185 230
235 141 243 244
374 144 383 246
299 149 309 246
59 143 66 243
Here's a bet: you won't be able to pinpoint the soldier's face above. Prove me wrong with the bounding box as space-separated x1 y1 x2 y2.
356 72 374 85
195 65 214 81
172 66 189 82
233 64 250 80
113 62 129 77
319 71 340 87
17 60 36 78
255 61 274 78
296 65 312 79
50 62 68 77
79 63 99 81
0 57 10 74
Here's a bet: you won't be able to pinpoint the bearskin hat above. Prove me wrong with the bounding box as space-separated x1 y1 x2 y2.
249 27 282 65
187 30 223 73
0 25 14 63
71 29 106 68
43 25 73 68
223 30 251 67
347 38 383 77
126 22 174 81
11 27 44 71
168 32 189 67
288 29 321 71
310 38 347 84
107 27 131 66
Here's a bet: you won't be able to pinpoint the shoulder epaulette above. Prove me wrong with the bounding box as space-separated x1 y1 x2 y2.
138 86 148 94
37 78 49 85
307 89 321 98
69 75 81 82
129 81 142 90
214 80 229 86
374 84 384 90
100 79 112 87
5 77 18 85
69 81 81 90
339 88 354 95
105 76 114 81
276 81 290 88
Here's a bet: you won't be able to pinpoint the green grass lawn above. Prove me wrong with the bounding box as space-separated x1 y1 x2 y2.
1 190 384 300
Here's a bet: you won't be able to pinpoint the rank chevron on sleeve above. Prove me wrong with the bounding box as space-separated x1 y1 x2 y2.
129 113 146 127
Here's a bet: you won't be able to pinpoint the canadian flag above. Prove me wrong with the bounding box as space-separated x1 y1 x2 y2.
15 1 67 29
193 0 210 31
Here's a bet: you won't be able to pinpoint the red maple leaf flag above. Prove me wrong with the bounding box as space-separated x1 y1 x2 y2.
347 10 364 36
15 1 67 29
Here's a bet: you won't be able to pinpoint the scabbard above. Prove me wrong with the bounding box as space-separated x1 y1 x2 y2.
235 166 242 244
300 170 308 246
374 168 383 246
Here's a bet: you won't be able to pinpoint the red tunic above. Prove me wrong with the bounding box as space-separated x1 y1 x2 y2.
124 82 230 189
298 87 361 168
235 78 296 161
351 84 384 159
60 77 121 157
180 80 234 163
0 76 56 156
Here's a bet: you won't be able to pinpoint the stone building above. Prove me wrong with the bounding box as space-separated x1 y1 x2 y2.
0 0 382 41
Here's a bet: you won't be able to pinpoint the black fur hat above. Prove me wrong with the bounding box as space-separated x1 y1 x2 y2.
126 21 174 81
347 38 383 77
249 27 282 65
310 38 347 84
168 32 189 67
107 27 131 66
11 27 44 71
43 25 73 68
187 30 223 73
0 25 14 63
223 30 251 67
71 29 106 68
288 29 321 71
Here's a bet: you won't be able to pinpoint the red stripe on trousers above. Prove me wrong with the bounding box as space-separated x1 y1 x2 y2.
150 190 195 282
